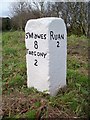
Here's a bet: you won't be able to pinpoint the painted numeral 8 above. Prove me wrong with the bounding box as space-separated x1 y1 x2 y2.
34 41 38 49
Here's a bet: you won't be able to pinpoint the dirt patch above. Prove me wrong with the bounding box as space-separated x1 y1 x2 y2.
2 90 80 119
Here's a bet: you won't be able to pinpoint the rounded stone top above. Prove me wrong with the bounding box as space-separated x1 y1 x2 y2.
25 17 64 31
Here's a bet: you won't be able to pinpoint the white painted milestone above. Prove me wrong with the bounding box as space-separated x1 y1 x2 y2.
25 17 67 96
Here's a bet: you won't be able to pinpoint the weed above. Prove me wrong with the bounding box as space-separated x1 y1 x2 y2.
25 110 36 119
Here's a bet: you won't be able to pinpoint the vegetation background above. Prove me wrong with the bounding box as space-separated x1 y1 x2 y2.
1 1 90 119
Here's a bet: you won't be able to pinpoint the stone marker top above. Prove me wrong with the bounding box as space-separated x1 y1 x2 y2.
25 17 65 31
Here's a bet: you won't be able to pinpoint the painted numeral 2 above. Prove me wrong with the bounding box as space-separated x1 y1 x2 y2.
34 59 38 66
57 41 60 47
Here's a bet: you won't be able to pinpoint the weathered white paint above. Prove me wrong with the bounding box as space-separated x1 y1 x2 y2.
25 17 67 96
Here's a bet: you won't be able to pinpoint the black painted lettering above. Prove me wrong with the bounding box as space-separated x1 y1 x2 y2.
29 51 33 55
39 52 44 57
34 34 37 39
40 34 43 39
25 32 28 39
44 34 46 39
26 32 47 40
57 41 60 47
58 34 61 39
34 41 38 49
61 34 64 39
37 34 40 39
25 32 33 39
55 34 57 40
27 50 47 58
50 31 54 40
37 52 40 56
44 53 47 58
29 32 33 38
34 51 36 56
34 59 38 66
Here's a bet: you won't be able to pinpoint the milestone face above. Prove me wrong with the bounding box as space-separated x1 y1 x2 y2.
25 17 67 96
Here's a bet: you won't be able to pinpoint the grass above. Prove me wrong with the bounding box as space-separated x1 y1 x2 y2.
2 31 89 119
